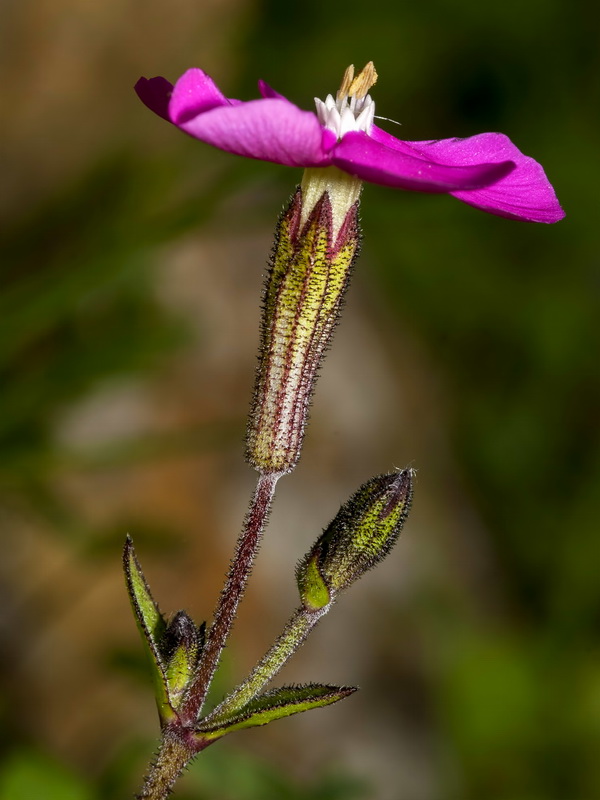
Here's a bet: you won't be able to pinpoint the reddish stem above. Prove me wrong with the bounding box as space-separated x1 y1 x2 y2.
179 471 280 725
136 727 211 800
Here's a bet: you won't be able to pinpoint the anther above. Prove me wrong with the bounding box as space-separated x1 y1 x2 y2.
348 61 377 100
337 64 355 100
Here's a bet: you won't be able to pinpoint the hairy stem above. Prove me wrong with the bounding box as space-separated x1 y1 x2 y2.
179 471 280 725
204 604 327 723
136 731 198 800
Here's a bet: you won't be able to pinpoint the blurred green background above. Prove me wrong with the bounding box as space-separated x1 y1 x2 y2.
1 0 598 798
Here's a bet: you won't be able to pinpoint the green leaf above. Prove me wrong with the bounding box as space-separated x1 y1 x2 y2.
123 537 208 720
122 535 173 722
197 684 356 742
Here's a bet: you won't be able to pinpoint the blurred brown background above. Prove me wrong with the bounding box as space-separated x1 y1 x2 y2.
0 0 598 798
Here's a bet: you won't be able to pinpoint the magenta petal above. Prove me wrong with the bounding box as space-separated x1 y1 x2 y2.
178 98 331 167
169 68 237 124
135 77 173 122
418 133 566 223
379 131 564 222
332 131 515 192
258 79 285 100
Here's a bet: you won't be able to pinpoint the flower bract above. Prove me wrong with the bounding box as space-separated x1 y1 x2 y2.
135 64 563 223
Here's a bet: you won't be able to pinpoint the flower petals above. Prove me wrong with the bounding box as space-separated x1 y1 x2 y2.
373 130 564 222
331 131 515 192
135 68 563 224
169 68 236 124
178 98 331 167
420 133 565 222
135 77 174 122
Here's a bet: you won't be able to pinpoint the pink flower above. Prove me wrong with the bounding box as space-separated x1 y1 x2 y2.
135 65 564 223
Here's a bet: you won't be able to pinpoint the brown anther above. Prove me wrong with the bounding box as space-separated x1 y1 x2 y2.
336 64 355 100
348 61 377 99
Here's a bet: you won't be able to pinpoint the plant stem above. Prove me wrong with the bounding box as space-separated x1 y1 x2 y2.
203 604 327 723
136 730 200 800
179 471 280 725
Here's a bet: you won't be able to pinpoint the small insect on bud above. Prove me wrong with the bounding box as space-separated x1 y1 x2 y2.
246 179 361 475
297 470 413 608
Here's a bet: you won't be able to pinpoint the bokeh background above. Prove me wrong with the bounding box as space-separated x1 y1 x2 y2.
1 0 598 798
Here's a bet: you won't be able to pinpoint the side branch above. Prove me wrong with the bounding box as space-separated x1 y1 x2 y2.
203 605 326 724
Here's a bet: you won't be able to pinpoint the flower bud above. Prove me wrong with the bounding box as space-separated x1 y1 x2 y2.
161 610 202 661
297 470 413 608
246 179 361 475
161 612 205 710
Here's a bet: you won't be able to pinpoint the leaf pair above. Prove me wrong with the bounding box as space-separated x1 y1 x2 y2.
123 536 204 724
124 536 354 740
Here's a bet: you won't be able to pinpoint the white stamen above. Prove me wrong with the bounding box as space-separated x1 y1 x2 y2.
326 106 341 132
355 104 373 131
315 90 376 140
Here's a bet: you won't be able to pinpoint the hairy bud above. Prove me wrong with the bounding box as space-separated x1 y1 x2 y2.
297 470 413 607
246 181 361 475
160 611 205 710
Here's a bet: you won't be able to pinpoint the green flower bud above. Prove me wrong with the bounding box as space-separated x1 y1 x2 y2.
161 612 205 710
297 470 413 606
246 178 361 475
